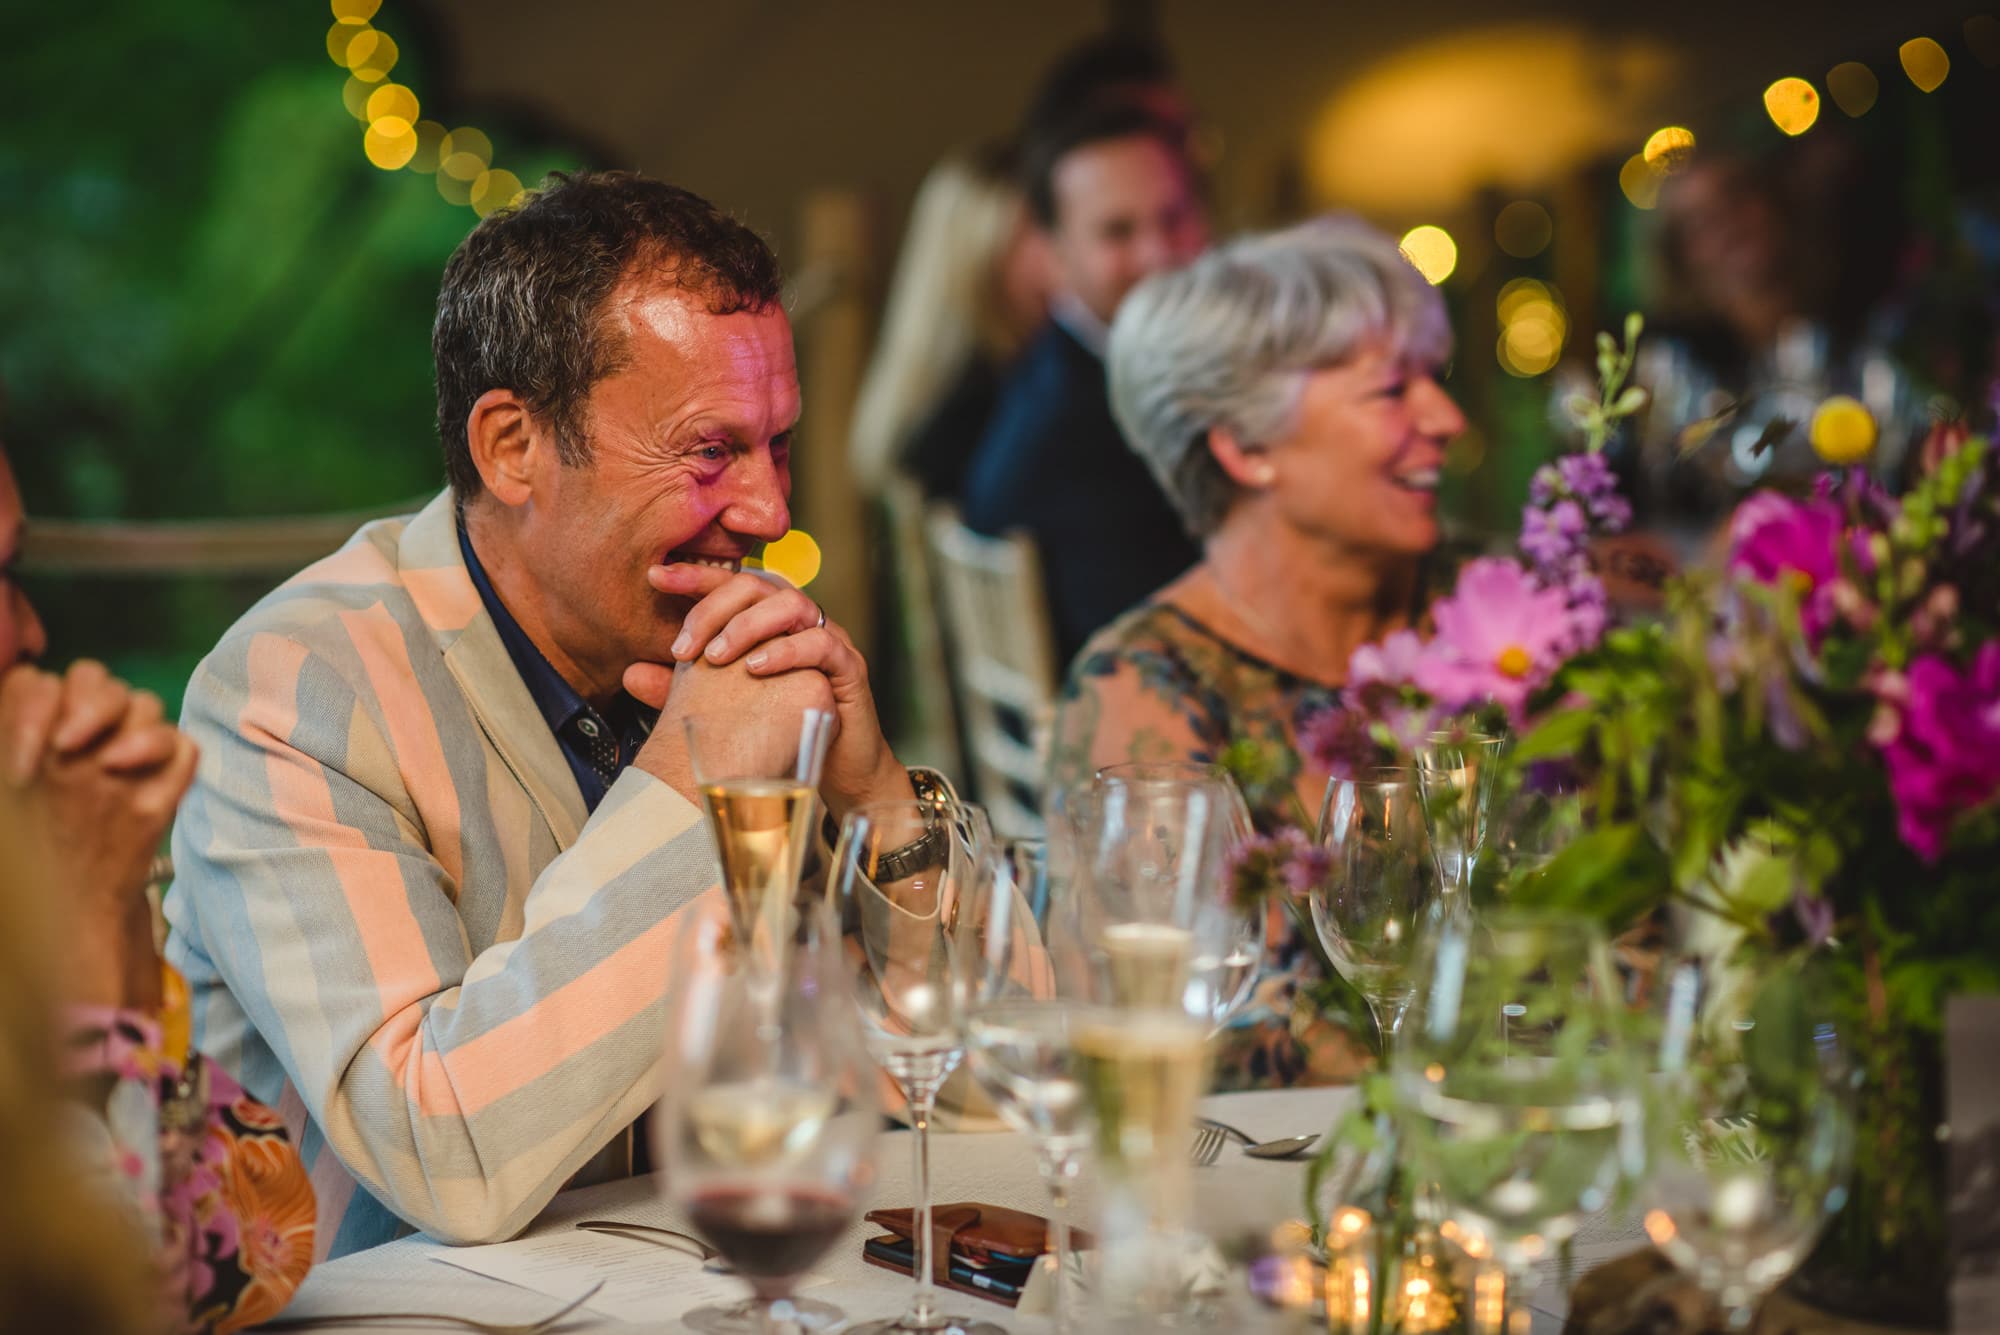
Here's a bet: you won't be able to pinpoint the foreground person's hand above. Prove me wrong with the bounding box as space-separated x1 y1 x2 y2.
627 564 913 817
630 655 839 806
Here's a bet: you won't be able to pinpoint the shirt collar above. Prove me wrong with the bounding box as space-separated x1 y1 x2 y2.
456 517 592 739
1051 291 1111 359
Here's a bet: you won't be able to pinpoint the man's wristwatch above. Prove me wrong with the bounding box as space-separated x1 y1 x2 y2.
866 766 959 882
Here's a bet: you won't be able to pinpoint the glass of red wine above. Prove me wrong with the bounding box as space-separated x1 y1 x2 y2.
655 897 881 1333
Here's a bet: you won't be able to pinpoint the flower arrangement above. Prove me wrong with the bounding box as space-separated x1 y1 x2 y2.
1226 315 2000 1322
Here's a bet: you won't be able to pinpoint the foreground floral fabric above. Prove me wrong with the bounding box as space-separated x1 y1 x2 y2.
64 966 314 1335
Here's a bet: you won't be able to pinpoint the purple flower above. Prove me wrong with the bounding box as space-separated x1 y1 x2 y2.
1274 827 1333 895
1348 628 1426 691
1791 890 1835 948
1414 558 1582 718
1556 451 1632 532
1226 827 1334 907
1877 642 2000 863
1299 707 1378 780
1521 499 1588 574
1728 493 1845 640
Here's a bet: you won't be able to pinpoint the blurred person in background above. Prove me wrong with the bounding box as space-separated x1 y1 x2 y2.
849 142 1049 501
1019 27 1195 150
960 99 1209 664
0 442 312 1332
1049 218 1465 1088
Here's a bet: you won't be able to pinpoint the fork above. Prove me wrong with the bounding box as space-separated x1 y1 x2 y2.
1188 1122 1226 1166
573 1218 729 1270
257 1280 602 1333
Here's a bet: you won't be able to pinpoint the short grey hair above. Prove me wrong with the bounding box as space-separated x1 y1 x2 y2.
1107 215 1453 537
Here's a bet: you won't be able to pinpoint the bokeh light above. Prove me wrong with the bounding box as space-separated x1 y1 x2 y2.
1642 125 1695 175
1496 279 1567 378
347 29 399 83
439 127 494 183
1899 37 1949 92
1493 201 1552 258
1497 277 1559 326
760 530 823 589
330 0 382 21
1618 154 1661 209
1399 225 1458 284
326 20 370 67
341 75 374 122
1762 77 1820 136
1827 62 1880 117
471 168 527 217
364 116 419 171
365 82 419 126
1445 425 1487 476
1969 16 2000 67
408 120 448 174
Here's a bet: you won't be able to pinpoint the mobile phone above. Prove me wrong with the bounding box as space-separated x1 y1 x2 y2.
862 1234 1031 1302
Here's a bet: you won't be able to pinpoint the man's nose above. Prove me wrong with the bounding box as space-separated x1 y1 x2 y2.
720 450 791 542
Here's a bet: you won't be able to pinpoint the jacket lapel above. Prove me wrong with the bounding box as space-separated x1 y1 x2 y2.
398 490 589 851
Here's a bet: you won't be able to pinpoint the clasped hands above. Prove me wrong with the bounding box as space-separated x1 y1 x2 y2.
622 562 913 818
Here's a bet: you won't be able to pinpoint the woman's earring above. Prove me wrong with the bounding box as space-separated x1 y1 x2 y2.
1252 465 1278 485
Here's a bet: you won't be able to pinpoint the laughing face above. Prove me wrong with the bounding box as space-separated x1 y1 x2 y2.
1262 336 1464 559
498 278 800 700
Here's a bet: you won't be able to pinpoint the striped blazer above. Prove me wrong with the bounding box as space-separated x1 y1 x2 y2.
166 489 719 1258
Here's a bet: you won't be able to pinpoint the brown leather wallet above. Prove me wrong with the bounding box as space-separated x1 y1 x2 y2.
861 1202 1093 1306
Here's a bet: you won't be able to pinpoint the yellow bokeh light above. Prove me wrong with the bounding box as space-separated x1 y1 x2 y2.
439 127 494 181
1498 319 1563 378
1900 37 1949 92
327 20 369 67
1399 225 1458 284
437 170 475 206
364 116 419 171
1445 425 1487 476
1618 153 1661 209
1827 62 1879 117
1969 16 2000 68
1497 277 1559 325
1493 200 1552 258
330 0 381 20
760 530 823 589
408 120 448 174
471 168 527 218
1763 77 1820 136
365 82 419 126
1642 125 1695 175
348 29 399 83
340 74 374 122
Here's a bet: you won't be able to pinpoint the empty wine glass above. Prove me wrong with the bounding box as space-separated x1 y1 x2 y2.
1415 731 1507 898
1311 768 1448 1051
1392 910 1645 1335
827 800 1005 1335
655 900 880 1334
1636 953 1856 1329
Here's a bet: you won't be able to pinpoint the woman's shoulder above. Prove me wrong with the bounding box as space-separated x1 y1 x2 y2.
1065 600 1221 686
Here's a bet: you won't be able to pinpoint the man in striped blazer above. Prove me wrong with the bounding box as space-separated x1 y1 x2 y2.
166 172 923 1257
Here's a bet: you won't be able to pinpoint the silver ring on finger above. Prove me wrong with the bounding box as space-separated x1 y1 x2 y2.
813 602 826 629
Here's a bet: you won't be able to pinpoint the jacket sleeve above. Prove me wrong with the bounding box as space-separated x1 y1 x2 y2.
170 626 717 1245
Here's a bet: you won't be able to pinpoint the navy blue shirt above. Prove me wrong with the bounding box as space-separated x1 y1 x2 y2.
457 520 656 812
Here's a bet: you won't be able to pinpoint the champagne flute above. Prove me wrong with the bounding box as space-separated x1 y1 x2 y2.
960 837 1085 1332
683 708 836 980
1415 731 1506 898
1392 911 1644 1334
828 801 1005 1335
655 900 880 1334
1637 954 1855 1329
1311 768 1446 1051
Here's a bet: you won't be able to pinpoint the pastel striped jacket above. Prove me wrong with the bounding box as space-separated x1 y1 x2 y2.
166 490 719 1258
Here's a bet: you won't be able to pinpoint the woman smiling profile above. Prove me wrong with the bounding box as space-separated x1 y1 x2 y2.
1046 216 1468 1088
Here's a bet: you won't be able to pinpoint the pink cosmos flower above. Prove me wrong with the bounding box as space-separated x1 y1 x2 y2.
1878 642 2000 863
1348 628 1426 691
1727 493 1845 640
1414 558 1581 718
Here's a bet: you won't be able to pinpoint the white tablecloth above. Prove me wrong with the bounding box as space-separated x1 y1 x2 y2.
261 1087 1578 1332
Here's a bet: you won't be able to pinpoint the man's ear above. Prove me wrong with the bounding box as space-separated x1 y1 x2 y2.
1208 426 1277 488
465 389 546 507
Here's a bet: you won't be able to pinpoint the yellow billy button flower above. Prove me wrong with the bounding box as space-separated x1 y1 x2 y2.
1809 395 1878 465
1495 645 1533 678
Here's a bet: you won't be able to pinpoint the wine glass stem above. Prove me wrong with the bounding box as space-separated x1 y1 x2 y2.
906 1084 940 1328
1037 1146 1080 1335
1366 996 1406 1057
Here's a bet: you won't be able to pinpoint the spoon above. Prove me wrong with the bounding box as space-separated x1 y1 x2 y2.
1197 1116 1319 1160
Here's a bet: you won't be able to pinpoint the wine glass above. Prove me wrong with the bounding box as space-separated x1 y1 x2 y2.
1311 768 1447 1051
655 899 880 1334
683 707 836 977
1415 731 1507 898
827 800 1005 1335
960 836 1086 1332
1392 910 1645 1335
1636 953 1856 1329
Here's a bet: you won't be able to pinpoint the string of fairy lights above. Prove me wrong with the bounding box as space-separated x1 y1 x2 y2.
1394 17 2000 380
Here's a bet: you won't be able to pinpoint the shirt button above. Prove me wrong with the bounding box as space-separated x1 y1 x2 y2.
577 717 602 739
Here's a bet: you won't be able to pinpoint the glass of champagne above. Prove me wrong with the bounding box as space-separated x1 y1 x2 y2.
960 837 1086 1331
1415 730 1507 898
1311 767 1447 1051
655 900 880 1334
1392 910 1645 1334
827 800 1005 1335
1637 953 1855 1329
683 708 836 980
